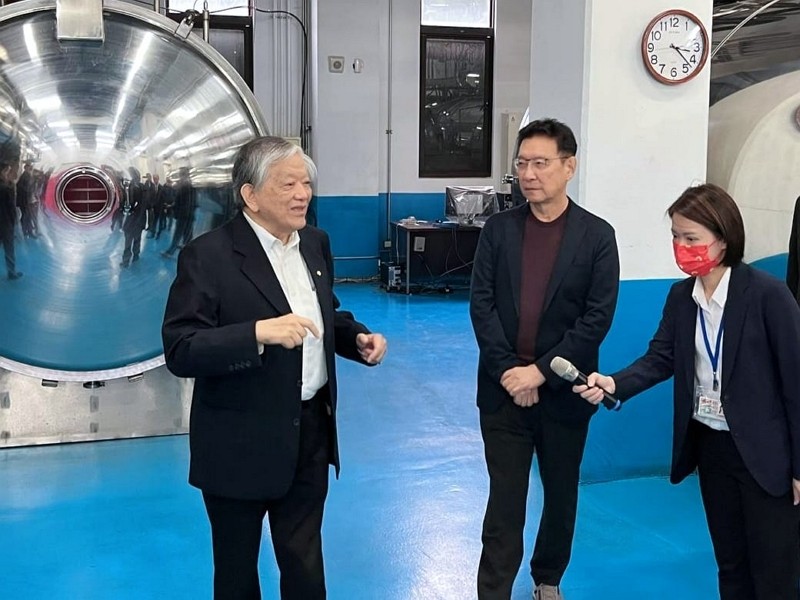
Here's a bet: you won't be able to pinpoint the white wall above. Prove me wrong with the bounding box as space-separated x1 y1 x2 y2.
529 1 588 200
311 0 381 197
304 0 533 196
581 0 713 280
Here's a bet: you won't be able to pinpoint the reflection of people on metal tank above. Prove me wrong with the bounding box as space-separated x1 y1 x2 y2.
148 173 163 239
142 172 157 239
156 179 175 240
110 167 127 233
120 167 147 268
162 168 197 258
30 167 45 236
16 162 38 239
0 162 22 280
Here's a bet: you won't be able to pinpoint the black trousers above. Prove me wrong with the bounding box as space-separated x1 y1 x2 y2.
203 391 331 600
477 401 589 599
1 233 15 276
693 421 800 600
121 229 142 264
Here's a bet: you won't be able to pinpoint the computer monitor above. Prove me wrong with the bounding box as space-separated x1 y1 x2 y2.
445 186 498 226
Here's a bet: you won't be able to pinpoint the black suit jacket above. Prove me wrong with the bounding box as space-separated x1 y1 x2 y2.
470 201 620 425
162 212 370 500
0 181 15 239
786 195 800 303
613 263 800 496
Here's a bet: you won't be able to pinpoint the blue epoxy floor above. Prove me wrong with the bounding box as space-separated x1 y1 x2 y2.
0 284 718 599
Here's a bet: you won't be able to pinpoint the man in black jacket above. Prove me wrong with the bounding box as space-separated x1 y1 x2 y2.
785 195 800 303
470 119 619 600
162 136 387 600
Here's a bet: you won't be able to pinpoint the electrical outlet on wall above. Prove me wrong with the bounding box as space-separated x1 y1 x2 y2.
328 56 345 73
413 237 425 252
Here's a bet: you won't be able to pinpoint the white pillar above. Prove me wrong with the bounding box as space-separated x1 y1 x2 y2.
529 0 714 280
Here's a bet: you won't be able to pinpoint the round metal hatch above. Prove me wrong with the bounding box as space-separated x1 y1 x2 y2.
0 0 269 379
56 166 115 223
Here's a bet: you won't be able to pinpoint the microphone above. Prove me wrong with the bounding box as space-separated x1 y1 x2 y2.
550 356 621 411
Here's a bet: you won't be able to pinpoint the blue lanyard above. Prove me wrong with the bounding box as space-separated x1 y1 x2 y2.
698 309 724 392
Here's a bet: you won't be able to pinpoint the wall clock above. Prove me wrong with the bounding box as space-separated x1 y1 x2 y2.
641 9 709 85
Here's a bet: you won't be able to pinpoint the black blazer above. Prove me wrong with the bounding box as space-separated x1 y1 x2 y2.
613 263 800 497
786 195 800 303
470 201 620 425
162 212 370 500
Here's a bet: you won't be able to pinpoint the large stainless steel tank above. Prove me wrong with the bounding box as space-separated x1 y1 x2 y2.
0 0 268 445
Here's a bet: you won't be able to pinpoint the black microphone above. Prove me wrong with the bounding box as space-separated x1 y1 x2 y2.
550 356 621 411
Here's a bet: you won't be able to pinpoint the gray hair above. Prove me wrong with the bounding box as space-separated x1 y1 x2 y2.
231 136 317 206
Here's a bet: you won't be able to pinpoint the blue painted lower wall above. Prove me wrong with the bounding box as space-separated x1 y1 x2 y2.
582 278 675 482
317 192 445 278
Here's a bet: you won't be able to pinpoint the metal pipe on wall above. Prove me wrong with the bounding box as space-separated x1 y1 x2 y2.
385 0 393 243
711 0 786 59
303 0 312 153
202 0 209 41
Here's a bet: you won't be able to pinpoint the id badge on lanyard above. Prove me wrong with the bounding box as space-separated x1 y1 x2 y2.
694 308 726 425
694 385 726 424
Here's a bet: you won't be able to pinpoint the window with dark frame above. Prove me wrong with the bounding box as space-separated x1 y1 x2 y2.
419 29 493 178
419 0 494 179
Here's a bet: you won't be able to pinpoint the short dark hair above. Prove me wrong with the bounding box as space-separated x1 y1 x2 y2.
667 183 745 267
516 118 577 157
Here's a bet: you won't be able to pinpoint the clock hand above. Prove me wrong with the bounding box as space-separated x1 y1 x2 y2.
670 43 692 67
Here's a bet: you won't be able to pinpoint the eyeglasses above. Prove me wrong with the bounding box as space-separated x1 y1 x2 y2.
513 156 571 171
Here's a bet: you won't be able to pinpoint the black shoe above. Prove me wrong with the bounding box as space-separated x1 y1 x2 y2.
132 255 139 263
7 271 22 280
119 261 129 268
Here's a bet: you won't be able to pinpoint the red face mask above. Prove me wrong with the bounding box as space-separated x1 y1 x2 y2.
673 241 721 277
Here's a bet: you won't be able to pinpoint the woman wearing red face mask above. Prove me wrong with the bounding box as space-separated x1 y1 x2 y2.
574 183 800 600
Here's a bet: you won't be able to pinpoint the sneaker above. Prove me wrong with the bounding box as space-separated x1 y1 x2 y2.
534 584 564 600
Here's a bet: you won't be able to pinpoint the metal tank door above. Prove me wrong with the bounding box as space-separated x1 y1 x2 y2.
0 0 269 445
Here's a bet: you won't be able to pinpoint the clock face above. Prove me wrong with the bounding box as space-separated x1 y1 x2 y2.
641 10 709 85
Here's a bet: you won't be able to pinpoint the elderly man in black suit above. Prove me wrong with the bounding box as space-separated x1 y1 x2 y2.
162 136 387 600
470 118 620 600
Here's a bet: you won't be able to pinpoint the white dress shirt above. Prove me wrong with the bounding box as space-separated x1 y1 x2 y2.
691 267 731 431
244 212 327 400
